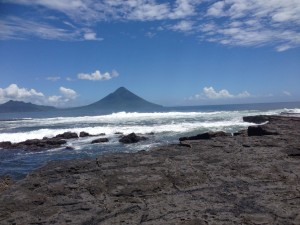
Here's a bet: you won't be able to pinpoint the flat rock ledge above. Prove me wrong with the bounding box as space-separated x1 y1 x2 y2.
0 115 300 225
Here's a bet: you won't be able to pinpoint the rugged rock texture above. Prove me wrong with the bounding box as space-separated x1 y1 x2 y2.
0 115 300 225
79 131 91 138
55 132 79 139
179 131 229 141
0 138 67 151
119 133 148 144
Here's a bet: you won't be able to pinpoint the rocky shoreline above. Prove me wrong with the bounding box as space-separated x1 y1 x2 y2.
0 115 299 224
0 131 149 151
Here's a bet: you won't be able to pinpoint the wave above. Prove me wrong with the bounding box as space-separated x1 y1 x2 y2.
281 108 300 114
0 119 255 143
2 110 262 126
0 108 292 143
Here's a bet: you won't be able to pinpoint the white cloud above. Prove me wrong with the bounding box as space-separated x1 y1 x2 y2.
283 91 292 96
206 1 226 17
203 0 300 51
0 84 78 106
66 77 74 81
203 87 234 99
0 16 79 41
188 86 251 101
59 86 77 99
77 69 119 81
171 20 194 32
48 95 62 103
83 32 103 41
46 76 61 81
3 0 300 51
0 84 44 103
237 91 251 98
0 16 101 41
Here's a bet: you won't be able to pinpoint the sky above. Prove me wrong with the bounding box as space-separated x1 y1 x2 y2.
0 0 300 107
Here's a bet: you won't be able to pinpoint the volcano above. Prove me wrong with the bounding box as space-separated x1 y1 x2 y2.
85 87 163 112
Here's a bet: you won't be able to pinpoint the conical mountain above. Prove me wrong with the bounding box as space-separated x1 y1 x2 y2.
86 87 162 112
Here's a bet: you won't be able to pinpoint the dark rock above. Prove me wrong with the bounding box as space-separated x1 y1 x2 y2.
286 148 300 157
55 132 78 139
91 138 109 144
44 138 67 146
243 115 270 124
234 130 247 136
247 126 279 136
179 141 192 148
0 141 12 148
98 133 106 136
65 146 75 150
0 176 14 193
115 132 123 135
79 131 90 137
0 138 66 151
119 133 148 144
179 131 229 142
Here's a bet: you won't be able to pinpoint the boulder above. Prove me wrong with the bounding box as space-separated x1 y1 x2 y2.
55 132 78 139
243 115 269 124
0 138 67 151
91 138 109 144
44 138 67 146
79 131 90 137
247 126 279 136
179 131 229 142
0 141 12 149
119 133 148 144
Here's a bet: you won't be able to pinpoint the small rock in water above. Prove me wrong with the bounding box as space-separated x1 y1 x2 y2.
55 132 79 139
91 138 109 144
119 133 148 144
79 131 90 137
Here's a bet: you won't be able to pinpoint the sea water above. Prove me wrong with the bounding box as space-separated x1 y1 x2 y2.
0 102 300 179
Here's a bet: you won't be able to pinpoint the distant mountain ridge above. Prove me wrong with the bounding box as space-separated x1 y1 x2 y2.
85 87 163 112
0 100 56 113
0 87 163 113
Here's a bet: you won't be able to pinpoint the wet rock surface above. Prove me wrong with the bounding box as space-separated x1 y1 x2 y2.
91 138 109 144
0 115 300 224
0 138 67 151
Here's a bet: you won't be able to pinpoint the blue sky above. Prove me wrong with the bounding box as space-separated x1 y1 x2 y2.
0 0 300 107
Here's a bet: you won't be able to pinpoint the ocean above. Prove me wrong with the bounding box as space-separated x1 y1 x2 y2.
1 102 300 180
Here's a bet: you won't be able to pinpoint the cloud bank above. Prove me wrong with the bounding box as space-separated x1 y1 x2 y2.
0 84 78 106
1 0 300 51
189 86 251 101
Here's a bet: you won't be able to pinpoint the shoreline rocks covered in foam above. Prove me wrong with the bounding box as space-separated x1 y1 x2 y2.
0 115 299 224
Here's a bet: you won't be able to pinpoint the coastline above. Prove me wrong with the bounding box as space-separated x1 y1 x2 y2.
0 115 299 224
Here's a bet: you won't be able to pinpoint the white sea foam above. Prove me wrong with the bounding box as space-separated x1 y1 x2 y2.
0 110 283 143
282 108 300 114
